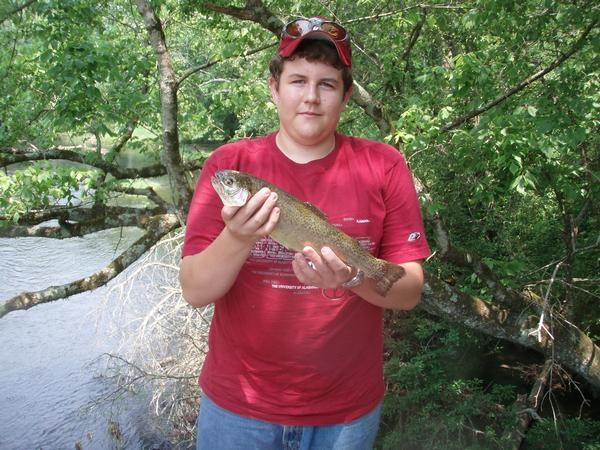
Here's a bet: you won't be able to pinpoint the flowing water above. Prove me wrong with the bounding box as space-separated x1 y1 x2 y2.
0 146 211 449
0 227 166 449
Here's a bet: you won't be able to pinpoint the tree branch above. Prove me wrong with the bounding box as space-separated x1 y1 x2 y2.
109 118 139 154
177 41 277 88
441 18 598 131
0 213 180 318
345 4 468 24
0 146 205 192
420 272 600 390
111 186 170 210
401 7 427 65
203 1 282 34
0 146 167 178
428 206 524 310
0 0 38 24
0 205 165 238
1 202 162 226
503 359 553 448
350 81 392 134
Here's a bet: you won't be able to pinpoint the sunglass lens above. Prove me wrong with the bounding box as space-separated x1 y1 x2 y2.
285 18 347 41
286 19 310 37
322 23 347 40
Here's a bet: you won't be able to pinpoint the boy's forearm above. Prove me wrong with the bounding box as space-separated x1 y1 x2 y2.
180 228 255 308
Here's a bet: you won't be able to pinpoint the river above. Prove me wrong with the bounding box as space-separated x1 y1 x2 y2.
0 145 212 449
0 226 175 449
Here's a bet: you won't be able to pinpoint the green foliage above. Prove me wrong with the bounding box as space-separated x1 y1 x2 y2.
523 418 600 450
377 315 517 450
379 0 600 317
0 162 98 221
1 1 155 147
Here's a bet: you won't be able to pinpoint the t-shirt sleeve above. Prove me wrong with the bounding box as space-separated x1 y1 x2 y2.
378 154 430 264
181 156 225 257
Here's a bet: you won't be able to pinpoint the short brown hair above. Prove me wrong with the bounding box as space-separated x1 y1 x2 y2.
269 39 353 93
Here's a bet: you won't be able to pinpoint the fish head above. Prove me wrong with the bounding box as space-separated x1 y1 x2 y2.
211 170 251 207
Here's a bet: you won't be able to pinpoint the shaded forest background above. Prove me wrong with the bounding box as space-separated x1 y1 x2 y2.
1 0 599 448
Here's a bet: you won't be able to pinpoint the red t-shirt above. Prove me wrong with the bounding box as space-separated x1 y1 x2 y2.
182 132 430 425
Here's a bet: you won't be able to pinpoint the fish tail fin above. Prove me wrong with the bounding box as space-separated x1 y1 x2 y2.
375 262 406 296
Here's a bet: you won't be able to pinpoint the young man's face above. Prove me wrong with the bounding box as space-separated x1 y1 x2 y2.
269 57 351 149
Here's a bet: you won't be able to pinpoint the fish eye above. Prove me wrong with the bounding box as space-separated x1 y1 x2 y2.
224 178 233 186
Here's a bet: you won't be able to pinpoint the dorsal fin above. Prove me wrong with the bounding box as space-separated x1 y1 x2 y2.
304 202 328 219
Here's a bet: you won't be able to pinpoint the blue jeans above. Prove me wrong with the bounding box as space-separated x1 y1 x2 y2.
196 394 382 450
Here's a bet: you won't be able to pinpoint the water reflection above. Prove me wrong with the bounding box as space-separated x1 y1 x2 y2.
0 227 154 450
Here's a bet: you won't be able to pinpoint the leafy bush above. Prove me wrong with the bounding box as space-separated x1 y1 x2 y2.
378 313 600 449
377 313 518 450
522 418 600 450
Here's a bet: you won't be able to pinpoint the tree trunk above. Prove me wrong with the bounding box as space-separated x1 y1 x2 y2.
135 0 192 221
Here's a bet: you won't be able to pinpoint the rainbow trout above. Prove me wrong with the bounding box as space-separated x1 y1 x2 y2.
211 169 405 296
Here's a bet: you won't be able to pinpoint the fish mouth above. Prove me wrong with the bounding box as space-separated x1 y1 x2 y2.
210 170 231 190
210 170 249 207
211 173 230 197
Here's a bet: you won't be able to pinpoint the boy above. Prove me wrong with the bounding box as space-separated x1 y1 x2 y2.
180 16 430 449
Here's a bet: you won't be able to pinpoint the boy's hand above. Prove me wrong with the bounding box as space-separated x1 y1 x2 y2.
292 246 355 289
222 188 280 245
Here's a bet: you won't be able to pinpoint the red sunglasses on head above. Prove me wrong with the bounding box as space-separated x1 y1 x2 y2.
283 17 348 42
